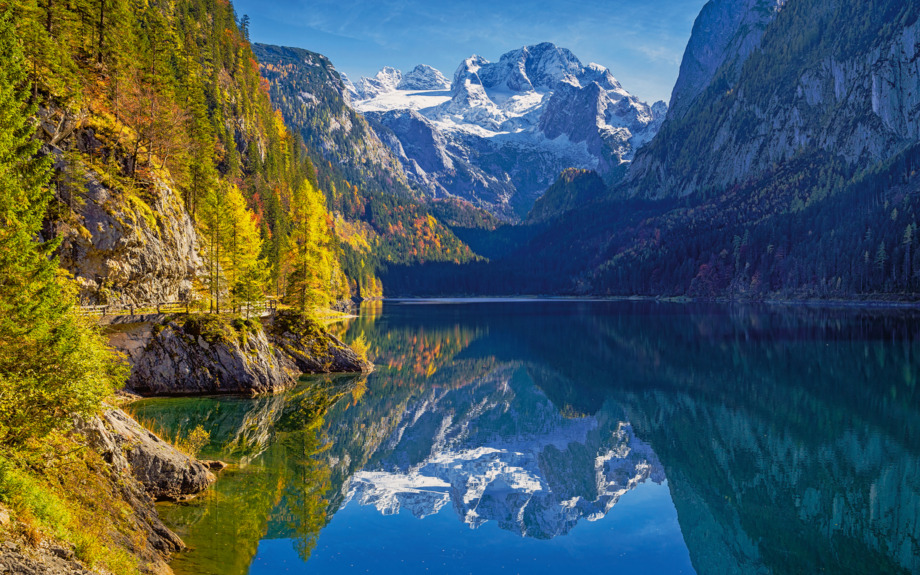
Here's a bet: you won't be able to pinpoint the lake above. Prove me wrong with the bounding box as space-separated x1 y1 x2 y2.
130 300 920 574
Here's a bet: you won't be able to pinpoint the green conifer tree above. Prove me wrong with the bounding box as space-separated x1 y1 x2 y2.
0 11 120 448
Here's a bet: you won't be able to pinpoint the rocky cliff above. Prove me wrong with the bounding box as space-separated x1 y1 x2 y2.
124 312 371 396
251 44 413 197
128 316 296 396
630 0 920 199
63 406 221 574
40 110 202 307
84 409 217 502
269 310 373 374
666 0 786 121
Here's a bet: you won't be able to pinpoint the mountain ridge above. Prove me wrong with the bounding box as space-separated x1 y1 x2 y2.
351 42 666 218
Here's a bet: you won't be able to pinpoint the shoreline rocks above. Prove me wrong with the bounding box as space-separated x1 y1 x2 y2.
119 311 372 397
127 315 297 396
269 310 373 375
94 409 217 502
72 407 222 573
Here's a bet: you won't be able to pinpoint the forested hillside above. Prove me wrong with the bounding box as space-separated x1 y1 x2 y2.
10 0 348 311
382 0 920 301
252 43 482 297
0 1 362 571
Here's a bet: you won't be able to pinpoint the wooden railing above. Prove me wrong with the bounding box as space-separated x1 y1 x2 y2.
79 298 279 318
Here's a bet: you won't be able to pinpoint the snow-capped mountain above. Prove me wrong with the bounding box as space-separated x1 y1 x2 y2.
350 65 452 101
399 64 452 91
352 43 667 218
353 66 403 100
341 366 665 539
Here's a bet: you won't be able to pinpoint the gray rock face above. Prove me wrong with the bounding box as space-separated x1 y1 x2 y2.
128 317 297 396
73 409 190 567
630 1 920 199
251 44 414 197
0 541 97 575
354 66 403 99
122 313 370 396
667 0 786 121
454 43 584 93
540 82 665 176
365 109 516 209
55 164 201 307
94 409 216 501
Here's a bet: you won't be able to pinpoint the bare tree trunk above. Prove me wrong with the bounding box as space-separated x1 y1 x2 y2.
45 0 53 34
97 0 105 65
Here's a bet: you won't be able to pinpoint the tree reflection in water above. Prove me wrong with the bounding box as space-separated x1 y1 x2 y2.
136 301 920 575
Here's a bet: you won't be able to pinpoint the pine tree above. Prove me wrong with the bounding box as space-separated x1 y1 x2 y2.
0 11 120 447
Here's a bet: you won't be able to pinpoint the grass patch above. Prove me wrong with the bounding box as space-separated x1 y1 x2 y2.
0 434 143 574
271 309 325 339
179 314 265 347
181 314 235 344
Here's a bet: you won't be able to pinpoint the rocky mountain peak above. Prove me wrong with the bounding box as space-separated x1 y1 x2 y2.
451 55 489 92
398 64 451 91
355 66 403 99
458 43 585 94
668 0 787 120
353 42 666 218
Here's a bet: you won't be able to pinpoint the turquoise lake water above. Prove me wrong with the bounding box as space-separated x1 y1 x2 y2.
132 300 920 574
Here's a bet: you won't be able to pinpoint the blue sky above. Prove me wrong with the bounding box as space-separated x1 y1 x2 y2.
232 0 708 104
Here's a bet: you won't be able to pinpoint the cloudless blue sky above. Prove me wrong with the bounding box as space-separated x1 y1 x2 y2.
231 0 708 104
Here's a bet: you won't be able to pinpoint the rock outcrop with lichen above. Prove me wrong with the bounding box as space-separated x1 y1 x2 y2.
38 109 202 308
127 316 297 395
72 409 200 574
269 310 373 374
123 312 371 396
54 167 202 307
89 409 216 501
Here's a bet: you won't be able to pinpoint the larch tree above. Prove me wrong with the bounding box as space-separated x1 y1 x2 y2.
286 180 335 313
224 182 264 315
198 180 265 315
198 180 231 313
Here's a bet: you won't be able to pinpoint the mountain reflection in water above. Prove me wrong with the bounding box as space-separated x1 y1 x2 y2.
132 301 920 575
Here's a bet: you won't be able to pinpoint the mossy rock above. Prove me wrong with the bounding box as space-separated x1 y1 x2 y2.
181 314 235 345
268 309 370 374
270 310 325 339
231 317 260 334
